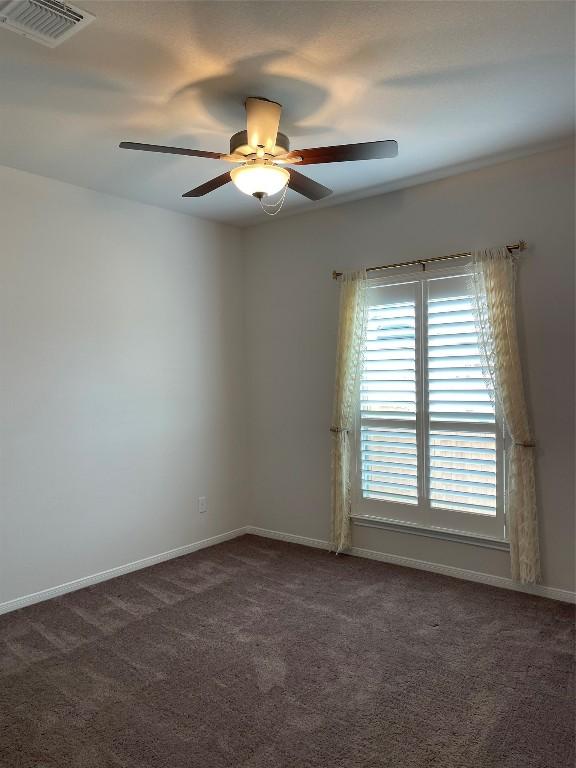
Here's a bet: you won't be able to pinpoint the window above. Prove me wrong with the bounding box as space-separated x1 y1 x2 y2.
354 268 506 540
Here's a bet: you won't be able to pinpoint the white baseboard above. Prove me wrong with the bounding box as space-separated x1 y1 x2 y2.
0 527 249 616
246 526 576 604
2 524 573 615
246 526 331 552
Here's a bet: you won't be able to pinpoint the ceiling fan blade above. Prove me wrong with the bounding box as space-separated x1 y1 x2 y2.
288 169 332 201
291 140 398 165
120 141 222 160
182 172 231 197
245 97 282 152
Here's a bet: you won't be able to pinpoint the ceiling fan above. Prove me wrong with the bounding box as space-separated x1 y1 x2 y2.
119 97 398 211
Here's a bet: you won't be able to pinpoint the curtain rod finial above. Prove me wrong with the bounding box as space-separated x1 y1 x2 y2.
518 240 527 251
332 270 342 280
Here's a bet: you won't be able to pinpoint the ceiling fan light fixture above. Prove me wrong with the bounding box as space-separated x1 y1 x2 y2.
120 96 398 204
230 162 289 198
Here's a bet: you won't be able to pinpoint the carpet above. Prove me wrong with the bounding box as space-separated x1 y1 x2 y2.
0 534 574 767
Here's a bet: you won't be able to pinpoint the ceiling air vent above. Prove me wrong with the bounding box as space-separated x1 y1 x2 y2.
0 0 94 47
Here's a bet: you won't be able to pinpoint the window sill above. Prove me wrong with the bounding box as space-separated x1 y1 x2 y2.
351 515 510 551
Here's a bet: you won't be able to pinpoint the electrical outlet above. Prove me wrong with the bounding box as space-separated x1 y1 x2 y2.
198 496 207 514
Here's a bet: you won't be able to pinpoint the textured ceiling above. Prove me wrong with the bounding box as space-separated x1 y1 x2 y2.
0 1 574 225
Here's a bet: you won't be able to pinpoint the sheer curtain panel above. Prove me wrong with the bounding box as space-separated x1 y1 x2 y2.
330 270 367 553
467 248 540 583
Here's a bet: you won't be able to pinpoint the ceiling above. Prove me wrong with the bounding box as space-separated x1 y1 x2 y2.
0 1 574 225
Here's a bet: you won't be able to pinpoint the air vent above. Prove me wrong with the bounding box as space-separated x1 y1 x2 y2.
0 0 94 47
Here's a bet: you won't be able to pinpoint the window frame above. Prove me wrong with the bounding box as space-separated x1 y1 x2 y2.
352 263 508 543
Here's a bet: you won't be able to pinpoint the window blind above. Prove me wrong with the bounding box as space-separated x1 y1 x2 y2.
356 271 504 539
427 282 497 516
361 285 418 505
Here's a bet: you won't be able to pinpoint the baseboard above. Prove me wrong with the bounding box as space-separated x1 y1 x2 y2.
3 524 573 615
246 526 576 604
246 526 331 551
0 527 249 616
348 545 576 604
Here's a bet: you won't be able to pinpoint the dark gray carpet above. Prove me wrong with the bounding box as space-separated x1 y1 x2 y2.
0 534 574 768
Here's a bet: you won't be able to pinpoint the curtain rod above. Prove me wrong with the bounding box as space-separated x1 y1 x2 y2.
331 240 527 280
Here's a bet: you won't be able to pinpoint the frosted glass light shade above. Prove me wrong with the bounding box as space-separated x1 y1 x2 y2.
231 163 289 197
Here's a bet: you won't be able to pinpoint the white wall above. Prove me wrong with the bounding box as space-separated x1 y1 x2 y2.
1 145 573 606
244 145 575 592
0 165 246 603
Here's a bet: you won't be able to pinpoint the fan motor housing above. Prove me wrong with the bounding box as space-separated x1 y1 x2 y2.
230 130 290 157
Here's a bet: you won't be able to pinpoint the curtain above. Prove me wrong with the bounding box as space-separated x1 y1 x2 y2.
330 270 367 553
467 248 540 583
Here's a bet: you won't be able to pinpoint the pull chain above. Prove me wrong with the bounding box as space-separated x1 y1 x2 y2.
259 184 288 216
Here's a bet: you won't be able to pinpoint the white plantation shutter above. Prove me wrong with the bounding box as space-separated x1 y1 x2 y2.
361 282 418 505
429 431 497 514
356 270 505 540
427 276 498 519
361 427 418 504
